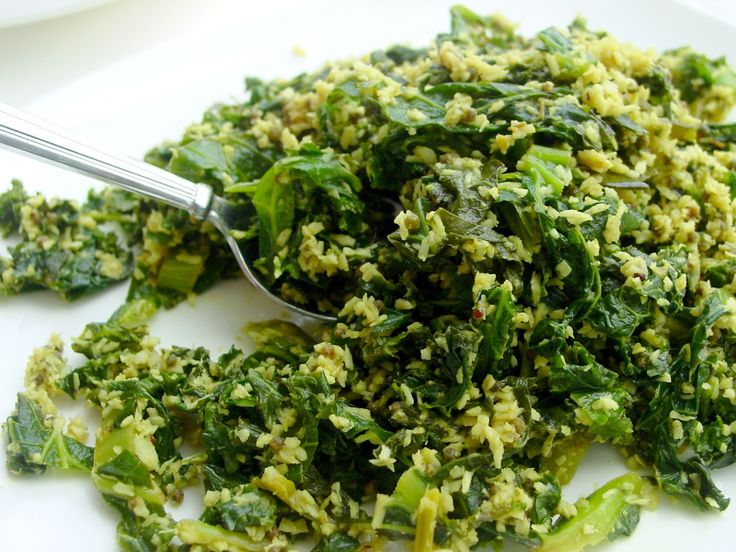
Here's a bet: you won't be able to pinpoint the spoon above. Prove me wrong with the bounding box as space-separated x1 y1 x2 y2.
0 104 336 322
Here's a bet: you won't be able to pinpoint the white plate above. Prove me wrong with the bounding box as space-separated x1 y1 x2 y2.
0 1 735 550
0 0 116 28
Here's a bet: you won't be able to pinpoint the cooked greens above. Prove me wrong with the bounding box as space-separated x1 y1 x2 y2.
5 6 736 551
0 183 135 300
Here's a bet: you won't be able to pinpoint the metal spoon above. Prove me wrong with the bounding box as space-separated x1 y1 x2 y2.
0 104 336 322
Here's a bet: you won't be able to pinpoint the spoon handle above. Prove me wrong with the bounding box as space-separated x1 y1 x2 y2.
0 103 213 219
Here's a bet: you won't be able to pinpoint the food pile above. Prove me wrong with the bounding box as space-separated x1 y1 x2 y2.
4 7 736 551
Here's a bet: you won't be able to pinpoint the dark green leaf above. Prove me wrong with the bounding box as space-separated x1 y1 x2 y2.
6 394 94 474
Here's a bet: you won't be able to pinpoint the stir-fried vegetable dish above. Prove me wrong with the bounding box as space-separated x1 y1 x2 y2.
4 7 736 551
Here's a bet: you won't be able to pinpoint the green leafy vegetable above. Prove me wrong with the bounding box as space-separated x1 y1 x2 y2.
5 6 736 552
538 473 650 552
6 394 94 474
0 182 134 300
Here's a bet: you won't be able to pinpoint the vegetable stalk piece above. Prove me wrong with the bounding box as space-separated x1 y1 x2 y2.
517 145 572 195
156 253 205 294
372 467 429 540
541 431 590 485
177 519 280 551
92 423 166 506
255 466 336 533
537 473 653 552
414 488 443 552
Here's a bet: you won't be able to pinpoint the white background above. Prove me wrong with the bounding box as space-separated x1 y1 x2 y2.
1 1 735 550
